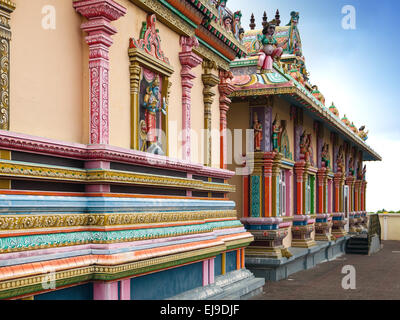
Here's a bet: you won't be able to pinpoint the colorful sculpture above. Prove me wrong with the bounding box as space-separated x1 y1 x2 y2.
232 11 242 41
239 28 245 43
329 102 339 117
142 77 167 152
217 0 227 26
253 113 263 152
311 85 325 105
257 19 288 73
300 131 312 163
348 155 355 176
272 114 282 152
337 146 345 173
223 15 233 33
321 143 330 168
358 126 369 141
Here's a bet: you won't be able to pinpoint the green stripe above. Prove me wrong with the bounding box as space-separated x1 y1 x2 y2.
158 0 198 29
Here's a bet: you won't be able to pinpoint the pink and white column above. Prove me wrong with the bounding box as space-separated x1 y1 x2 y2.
179 36 203 161
73 0 127 145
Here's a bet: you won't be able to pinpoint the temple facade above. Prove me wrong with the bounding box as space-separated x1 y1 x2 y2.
0 0 381 300
227 10 381 275
0 0 266 300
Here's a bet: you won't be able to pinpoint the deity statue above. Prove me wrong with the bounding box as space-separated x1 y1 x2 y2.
216 0 227 26
321 143 330 168
362 165 367 180
253 113 263 152
257 20 288 73
336 146 345 174
223 15 233 33
358 126 369 141
232 11 242 41
300 131 312 163
272 114 282 152
286 11 299 27
348 155 355 176
142 77 167 150
238 28 245 44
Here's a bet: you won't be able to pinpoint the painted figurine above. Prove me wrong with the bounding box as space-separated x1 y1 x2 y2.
253 113 263 152
337 146 345 173
358 126 369 141
272 114 282 152
349 155 355 176
257 20 288 73
238 28 245 44
232 11 242 41
216 0 227 26
300 131 312 163
311 85 325 105
321 143 330 168
143 77 167 147
223 15 233 33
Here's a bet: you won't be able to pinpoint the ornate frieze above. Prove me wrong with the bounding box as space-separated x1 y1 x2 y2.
0 210 238 231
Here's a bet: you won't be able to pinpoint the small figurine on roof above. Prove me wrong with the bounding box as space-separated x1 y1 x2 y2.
257 18 288 73
287 11 300 27
223 15 233 33
329 102 339 117
311 85 326 105
232 11 242 41
358 126 369 141
217 0 228 26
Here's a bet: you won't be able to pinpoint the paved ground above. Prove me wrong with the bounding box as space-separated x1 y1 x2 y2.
252 241 400 300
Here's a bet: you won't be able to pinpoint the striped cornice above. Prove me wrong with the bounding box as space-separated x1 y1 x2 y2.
230 72 381 162
0 233 253 299
0 130 235 179
0 159 235 193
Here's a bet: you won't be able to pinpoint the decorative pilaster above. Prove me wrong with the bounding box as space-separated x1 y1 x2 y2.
315 167 333 241
218 70 234 169
0 0 15 130
74 0 127 145
179 36 203 161
332 172 347 238
202 60 219 166
294 162 306 215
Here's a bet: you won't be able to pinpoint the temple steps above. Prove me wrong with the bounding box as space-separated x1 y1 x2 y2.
345 235 369 255
167 269 265 300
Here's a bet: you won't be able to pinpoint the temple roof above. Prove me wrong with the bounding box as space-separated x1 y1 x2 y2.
228 11 381 162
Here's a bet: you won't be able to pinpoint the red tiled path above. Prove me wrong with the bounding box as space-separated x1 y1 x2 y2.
252 241 400 300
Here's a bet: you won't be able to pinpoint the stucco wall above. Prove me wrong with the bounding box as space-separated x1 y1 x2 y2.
10 0 84 143
379 214 400 241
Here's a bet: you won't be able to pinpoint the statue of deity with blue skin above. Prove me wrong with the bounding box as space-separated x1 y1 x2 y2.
143 77 167 146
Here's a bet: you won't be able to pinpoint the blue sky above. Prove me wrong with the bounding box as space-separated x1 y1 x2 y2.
228 0 399 211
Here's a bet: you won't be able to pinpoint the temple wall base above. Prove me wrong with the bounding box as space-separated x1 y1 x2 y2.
245 237 350 282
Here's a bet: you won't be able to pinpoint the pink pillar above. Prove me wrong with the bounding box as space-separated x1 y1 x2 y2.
202 260 209 286
93 281 118 300
120 279 131 300
286 170 292 216
328 179 333 213
208 259 215 284
73 0 127 145
179 36 203 161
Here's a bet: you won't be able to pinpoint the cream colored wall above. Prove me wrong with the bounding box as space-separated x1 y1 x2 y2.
108 0 183 160
379 214 400 241
10 0 84 143
227 101 249 217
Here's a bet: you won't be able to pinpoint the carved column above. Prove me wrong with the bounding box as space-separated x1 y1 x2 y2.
315 168 333 241
179 36 202 161
332 172 346 238
202 61 219 166
74 0 127 145
218 70 234 170
0 0 15 130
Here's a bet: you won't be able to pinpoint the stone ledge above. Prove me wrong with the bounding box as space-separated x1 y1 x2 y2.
245 236 350 281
